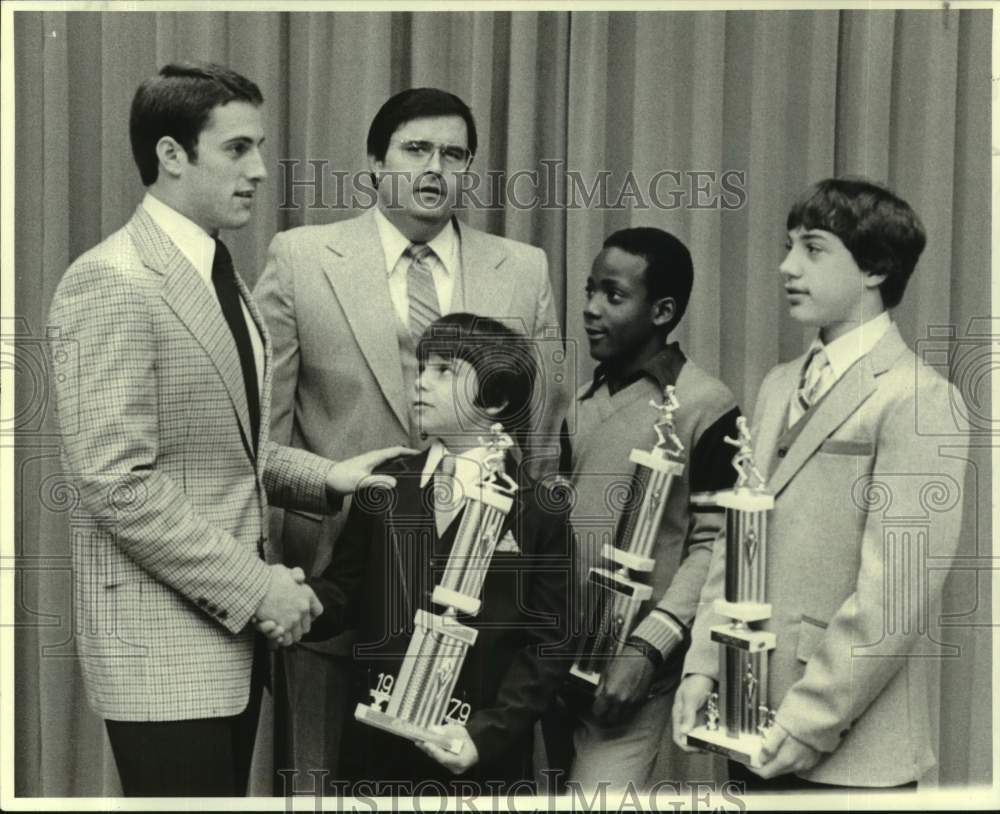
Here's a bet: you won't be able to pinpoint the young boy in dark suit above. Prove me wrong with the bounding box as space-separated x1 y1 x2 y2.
673 178 968 791
564 227 742 788
298 313 574 793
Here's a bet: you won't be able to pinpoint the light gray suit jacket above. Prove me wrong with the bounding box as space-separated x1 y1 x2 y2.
47 206 338 721
254 210 569 580
684 324 968 786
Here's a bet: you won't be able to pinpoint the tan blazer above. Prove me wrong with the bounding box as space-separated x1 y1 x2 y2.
47 206 337 721
254 210 569 578
684 324 968 786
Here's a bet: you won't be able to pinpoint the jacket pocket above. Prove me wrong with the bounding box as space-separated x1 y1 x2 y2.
819 438 874 456
795 615 829 662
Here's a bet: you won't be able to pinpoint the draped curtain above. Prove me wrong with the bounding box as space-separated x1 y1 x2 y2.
12 8 991 796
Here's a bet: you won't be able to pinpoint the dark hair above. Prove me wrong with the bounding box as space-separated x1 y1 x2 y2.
129 62 263 186
416 313 537 450
366 88 478 163
602 227 694 333
786 177 926 309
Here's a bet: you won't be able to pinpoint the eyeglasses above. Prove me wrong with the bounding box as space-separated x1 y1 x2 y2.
391 138 473 169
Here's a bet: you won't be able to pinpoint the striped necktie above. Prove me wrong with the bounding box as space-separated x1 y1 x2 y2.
788 345 833 426
405 243 441 341
434 453 459 535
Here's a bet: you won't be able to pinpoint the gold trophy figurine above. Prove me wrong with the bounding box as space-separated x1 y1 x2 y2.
354 423 517 753
570 384 686 687
685 416 777 767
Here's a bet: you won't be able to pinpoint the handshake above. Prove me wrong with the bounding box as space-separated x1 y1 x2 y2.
249 444 419 648
252 563 323 650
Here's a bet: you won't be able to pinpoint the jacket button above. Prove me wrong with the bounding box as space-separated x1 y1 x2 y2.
777 448 787 458
218 609 228 620
196 597 208 607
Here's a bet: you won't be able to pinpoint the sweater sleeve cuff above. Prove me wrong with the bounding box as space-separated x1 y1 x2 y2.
632 610 685 658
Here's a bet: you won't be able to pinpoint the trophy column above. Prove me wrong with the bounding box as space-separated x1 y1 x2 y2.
354 425 517 754
571 385 685 687
686 418 777 767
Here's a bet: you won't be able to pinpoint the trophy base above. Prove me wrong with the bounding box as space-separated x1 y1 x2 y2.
685 725 766 768
431 585 481 616
602 544 655 574
568 664 601 687
711 623 776 652
354 704 463 755
588 567 654 601
717 489 775 512
714 599 772 623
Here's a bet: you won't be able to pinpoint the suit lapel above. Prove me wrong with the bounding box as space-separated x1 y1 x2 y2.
754 363 799 482
455 219 516 319
322 212 409 432
128 207 255 457
767 324 907 496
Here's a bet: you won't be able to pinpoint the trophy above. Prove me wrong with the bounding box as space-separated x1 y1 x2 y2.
570 385 686 687
354 423 518 754
685 416 777 767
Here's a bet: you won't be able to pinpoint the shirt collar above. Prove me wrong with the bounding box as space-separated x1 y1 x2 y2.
373 207 457 278
581 342 687 400
141 192 216 284
420 440 496 493
816 311 892 379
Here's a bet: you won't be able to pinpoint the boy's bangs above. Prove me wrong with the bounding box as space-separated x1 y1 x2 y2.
786 187 854 239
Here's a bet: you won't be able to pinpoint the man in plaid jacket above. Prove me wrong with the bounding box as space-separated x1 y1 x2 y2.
47 62 410 797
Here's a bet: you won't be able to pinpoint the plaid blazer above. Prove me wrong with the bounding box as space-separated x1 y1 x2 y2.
47 205 336 722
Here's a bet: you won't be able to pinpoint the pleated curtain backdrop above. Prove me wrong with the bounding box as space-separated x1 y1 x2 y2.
12 8 991 797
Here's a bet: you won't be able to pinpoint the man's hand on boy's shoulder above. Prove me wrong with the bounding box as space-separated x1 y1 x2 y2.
325 445 418 494
592 642 658 726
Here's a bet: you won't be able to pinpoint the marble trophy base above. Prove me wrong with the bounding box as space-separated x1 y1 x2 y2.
686 725 766 768
354 705 464 755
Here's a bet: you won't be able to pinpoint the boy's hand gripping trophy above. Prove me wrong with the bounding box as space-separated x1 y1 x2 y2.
685 416 777 766
570 385 686 687
354 424 518 754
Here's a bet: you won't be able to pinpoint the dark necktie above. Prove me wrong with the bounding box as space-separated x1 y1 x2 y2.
212 238 260 452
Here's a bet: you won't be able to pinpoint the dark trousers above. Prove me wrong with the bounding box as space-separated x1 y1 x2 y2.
727 760 918 793
105 639 267 796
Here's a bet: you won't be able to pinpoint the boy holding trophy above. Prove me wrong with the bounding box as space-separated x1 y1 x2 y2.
293 313 574 792
673 178 968 791
564 227 742 788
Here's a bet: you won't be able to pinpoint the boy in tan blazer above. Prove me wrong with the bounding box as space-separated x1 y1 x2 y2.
672 178 968 791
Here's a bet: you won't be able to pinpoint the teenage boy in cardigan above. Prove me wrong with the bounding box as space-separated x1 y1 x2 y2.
276 313 574 793
564 227 742 788
672 178 968 791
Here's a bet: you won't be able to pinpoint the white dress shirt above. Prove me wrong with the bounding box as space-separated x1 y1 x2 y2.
814 310 893 384
373 207 461 328
421 440 495 532
142 193 264 390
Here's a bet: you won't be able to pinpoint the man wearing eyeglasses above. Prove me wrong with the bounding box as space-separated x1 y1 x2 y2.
254 87 569 788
